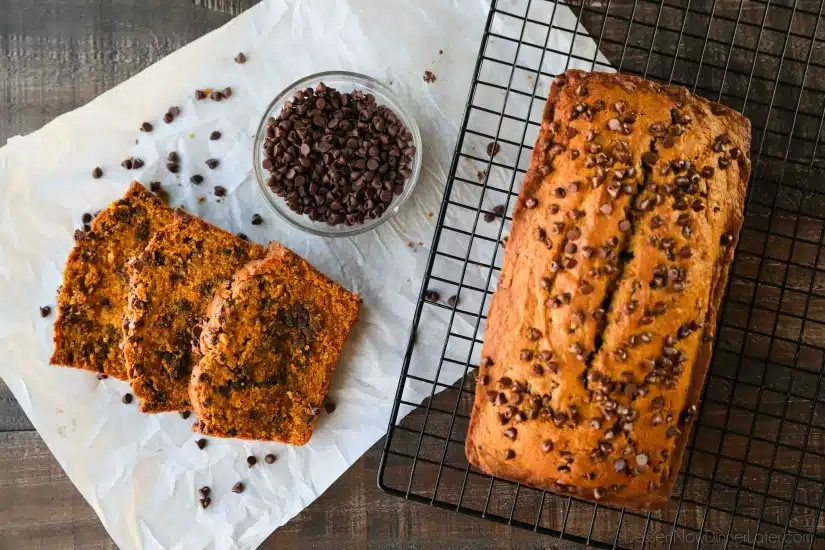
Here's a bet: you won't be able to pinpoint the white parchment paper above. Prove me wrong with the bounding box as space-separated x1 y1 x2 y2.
0 0 608 548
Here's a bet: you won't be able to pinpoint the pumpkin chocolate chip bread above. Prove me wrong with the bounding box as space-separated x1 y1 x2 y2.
51 182 174 379
123 211 265 412
189 242 361 444
465 70 751 510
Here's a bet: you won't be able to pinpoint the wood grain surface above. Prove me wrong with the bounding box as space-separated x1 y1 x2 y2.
3 0 824 548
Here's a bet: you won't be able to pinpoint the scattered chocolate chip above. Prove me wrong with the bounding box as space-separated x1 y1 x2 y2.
423 70 437 83
199 486 211 498
200 497 211 509
166 163 180 173
196 438 207 450
121 158 133 170
132 158 144 169
169 106 181 117
39 306 51 318
210 131 222 141
205 159 219 169
232 481 245 493
487 142 501 158
447 295 459 307
265 454 277 464
247 456 257 467
235 52 247 64
150 182 162 193
424 290 440 302
97 374 108 380
324 400 336 414
721 232 735 245
163 112 174 124
140 122 153 132
122 393 133 404
251 213 263 225
214 186 227 197
195 90 207 100
504 449 516 460
190 175 204 185
237 232 248 241
92 167 103 179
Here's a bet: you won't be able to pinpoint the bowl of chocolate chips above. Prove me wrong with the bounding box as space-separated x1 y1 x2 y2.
253 71 422 237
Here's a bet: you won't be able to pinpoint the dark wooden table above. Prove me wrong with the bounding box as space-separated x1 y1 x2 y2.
0 1 576 548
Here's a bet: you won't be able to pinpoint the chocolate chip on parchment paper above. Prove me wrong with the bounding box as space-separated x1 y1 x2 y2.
163 112 174 124
214 186 227 197
122 393 133 404
487 142 501 158
180 411 191 420
150 182 162 193
423 70 437 83
132 158 144 169
251 213 263 225
199 487 210 498
82 213 92 224
190 175 204 185
209 131 222 141
264 454 277 464
237 232 248 241
247 456 257 467
206 159 219 169
97 373 108 380
196 438 207 450
324 400 336 414
91 167 103 179
235 52 247 64
39 306 51 318
140 122 153 132
424 290 440 302
260 82 416 226
199 497 211 509
447 295 459 307
195 89 207 100
232 481 245 494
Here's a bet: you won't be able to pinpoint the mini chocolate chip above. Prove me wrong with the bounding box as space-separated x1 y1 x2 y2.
140 122 153 132
190 175 204 185
503 427 518 440
206 159 220 169
235 52 247 64
265 454 277 464
504 449 516 460
251 214 263 226
520 349 534 361
237 232 248 241
122 393 133 404
214 186 227 197
232 482 245 493
487 142 501 158
92 167 103 179
167 162 180 173
447 295 459 307
247 456 257 467
199 486 211 498
210 131 222 140
196 438 207 450
39 305 52 318
200 497 211 509
424 290 440 302
150 182 162 193
163 112 174 124
180 411 191 420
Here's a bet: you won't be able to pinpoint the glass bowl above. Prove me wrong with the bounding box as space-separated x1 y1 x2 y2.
252 71 423 237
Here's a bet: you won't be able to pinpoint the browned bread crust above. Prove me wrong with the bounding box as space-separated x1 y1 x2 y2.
465 70 751 510
189 242 361 444
50 182 174 379
123 211 265 412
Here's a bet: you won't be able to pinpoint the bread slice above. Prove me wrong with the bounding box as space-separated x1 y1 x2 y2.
123 211 265 412
51 182 174 379
189 242 361 444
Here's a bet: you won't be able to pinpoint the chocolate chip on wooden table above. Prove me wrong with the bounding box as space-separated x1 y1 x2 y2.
232 481 245 493
247 456 257 467
210 131 222 141
261 83 416 226
324 399 337 414
81 212 92 224
122 393 133 404
92 167 103 179
235 52 247 64
264 454 277 464
251 213 263 225
39 306 51 318
196 438 207 450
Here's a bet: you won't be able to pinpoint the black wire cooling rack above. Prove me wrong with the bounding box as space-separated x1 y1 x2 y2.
378 0 825 547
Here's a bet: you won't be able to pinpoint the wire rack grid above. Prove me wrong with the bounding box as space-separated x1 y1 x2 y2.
378 0 825 548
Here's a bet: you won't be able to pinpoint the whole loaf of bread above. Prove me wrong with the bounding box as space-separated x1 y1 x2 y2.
465 70 751 509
